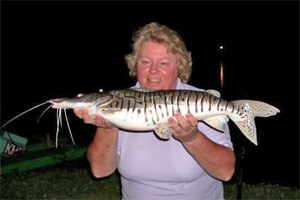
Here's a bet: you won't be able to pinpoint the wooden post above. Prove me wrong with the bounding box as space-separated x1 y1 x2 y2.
220 61 224 89
218 45 226 91
218 44 245 199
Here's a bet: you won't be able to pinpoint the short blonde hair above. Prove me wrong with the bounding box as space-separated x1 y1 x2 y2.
125 22 192 83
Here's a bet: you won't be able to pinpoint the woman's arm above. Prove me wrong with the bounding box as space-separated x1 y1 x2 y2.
168 112 235 181
74 109 119 178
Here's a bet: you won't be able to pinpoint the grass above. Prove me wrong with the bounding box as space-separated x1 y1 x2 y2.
1 159 299 200
224 184 299 200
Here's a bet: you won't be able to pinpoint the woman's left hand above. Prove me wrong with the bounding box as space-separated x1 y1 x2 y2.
168 112 200 143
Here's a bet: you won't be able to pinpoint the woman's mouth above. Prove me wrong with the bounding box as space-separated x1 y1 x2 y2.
148 78 161 83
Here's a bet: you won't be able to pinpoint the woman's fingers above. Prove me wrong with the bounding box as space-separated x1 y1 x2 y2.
168 112 199 142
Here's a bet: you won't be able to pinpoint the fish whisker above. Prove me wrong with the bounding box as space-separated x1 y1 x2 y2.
55 109 60 148
0 101 50 130
63 109 76 146
37 104 53 123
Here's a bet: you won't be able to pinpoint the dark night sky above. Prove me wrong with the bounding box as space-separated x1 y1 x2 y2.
1 1 299 186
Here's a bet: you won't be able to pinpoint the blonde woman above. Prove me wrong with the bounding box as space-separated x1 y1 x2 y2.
75 22 235 199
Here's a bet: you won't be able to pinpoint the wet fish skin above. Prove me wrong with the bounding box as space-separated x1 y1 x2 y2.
51 89 280 145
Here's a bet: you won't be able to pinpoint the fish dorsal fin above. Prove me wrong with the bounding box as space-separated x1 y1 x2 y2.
130 88 156 92
203 115 229 132
154 123 172 140
206 89 221 98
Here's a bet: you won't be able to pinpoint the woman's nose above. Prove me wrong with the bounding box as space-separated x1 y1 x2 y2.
149 63 159 74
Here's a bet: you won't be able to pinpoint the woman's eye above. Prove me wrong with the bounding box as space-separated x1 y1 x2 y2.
160 62 170 66
141 60 150 65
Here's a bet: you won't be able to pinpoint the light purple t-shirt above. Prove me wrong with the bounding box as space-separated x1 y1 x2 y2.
117 78 233 200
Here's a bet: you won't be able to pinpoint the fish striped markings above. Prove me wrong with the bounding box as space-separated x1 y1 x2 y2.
61 89 280 144
107 90 253 134
0 88 279 146
107 90 228 126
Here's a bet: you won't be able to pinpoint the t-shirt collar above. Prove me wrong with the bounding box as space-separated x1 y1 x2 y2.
134 78 183 90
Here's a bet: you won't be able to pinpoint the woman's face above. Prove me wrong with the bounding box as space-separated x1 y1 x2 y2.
136 41 178 90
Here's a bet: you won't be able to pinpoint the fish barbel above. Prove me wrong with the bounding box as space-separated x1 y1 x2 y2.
49 88 280 145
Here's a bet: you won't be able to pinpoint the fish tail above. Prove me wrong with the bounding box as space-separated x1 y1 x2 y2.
230 100 280 145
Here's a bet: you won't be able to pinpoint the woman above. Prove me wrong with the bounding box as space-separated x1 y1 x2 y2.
74 22 235 199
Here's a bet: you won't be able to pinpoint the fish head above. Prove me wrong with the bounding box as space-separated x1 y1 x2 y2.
50 92 114 109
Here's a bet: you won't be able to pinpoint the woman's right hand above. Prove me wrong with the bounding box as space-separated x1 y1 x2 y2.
73 109 116 130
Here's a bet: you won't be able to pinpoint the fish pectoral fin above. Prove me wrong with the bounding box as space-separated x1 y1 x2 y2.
203 115 229 132
154 123 172 140
100 108 121 115
205 89 221 98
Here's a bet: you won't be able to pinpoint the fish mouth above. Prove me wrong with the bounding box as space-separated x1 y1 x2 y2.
49 98 70 109
49 98 67 104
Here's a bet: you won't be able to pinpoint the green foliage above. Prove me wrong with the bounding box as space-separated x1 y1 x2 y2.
224 183 299 200
1 161 299 199
1 160 121 199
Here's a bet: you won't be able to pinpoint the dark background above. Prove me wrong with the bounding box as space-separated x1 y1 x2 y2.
1 1 299 187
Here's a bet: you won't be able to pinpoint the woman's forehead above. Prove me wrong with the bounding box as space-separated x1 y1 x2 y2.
139 41 175 57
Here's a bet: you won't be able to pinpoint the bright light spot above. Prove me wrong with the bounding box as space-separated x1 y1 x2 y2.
219 45 224 50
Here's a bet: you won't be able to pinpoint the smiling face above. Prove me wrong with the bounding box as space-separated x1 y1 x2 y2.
136 41 179 90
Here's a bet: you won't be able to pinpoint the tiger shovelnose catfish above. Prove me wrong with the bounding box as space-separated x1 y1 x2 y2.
46 88 280 146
